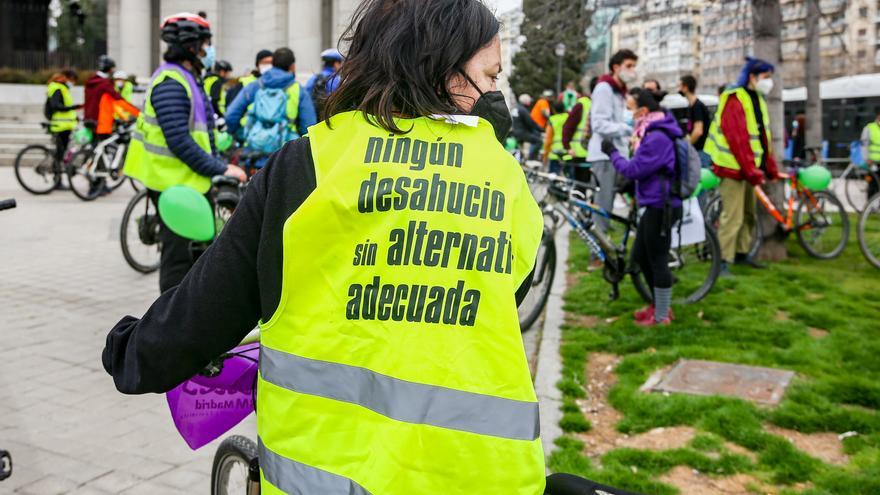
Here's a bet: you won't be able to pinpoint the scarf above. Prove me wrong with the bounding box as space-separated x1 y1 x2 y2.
632 111 667 150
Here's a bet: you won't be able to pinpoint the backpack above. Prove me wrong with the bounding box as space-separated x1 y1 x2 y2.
244 81 295 153
650 128 701 200
311 73 331 120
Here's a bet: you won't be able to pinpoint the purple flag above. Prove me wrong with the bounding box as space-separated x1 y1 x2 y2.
166 344 259 450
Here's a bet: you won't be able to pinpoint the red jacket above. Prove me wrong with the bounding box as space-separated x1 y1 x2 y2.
84 74 139 134
712 95 779 185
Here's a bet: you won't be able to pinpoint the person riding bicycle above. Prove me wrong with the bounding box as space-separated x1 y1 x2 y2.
44 69 82 186
123 12 246 292
203 59 233 117
224 47 317 164
102 1 563 493
84 55 140 141
602 88 682 326
306 48 343 120
704 57 781 276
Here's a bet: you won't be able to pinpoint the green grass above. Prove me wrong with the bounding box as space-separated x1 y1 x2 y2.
548 228 880 494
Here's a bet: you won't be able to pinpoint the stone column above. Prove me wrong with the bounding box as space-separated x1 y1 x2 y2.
287 0 323 78
109 0 152 79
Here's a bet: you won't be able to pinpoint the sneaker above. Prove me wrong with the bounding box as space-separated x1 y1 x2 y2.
635 316 672 327
634 305 654 322
718 261 735 279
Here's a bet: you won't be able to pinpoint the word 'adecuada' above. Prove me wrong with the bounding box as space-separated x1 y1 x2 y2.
346 277 481 326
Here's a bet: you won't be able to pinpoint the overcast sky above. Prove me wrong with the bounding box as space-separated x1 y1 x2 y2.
488 0 522 14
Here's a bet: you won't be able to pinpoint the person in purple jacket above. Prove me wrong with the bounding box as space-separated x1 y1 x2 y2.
601 87 682 326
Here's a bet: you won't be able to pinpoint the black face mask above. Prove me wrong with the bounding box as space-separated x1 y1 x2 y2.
460 71 512 143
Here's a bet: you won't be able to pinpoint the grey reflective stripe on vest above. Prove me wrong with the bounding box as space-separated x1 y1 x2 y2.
259 437 373 495
260 346 540 441
132 131 177 158
708 133 731 154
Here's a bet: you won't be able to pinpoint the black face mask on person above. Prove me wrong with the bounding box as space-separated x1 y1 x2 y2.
460 72 512 143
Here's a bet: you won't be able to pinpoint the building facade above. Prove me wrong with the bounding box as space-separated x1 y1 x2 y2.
498 7 524 105
106 0 359 81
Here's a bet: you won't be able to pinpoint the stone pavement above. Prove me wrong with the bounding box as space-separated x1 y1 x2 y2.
0 170 561 493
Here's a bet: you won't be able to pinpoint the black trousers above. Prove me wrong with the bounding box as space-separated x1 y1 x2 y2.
545 473 646 494
633 205 682 290
147 189 197 293
52 131 71 169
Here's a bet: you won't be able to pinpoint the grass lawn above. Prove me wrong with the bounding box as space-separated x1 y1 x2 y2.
548 228 880 495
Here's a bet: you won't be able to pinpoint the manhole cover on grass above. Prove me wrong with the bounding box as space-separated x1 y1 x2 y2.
643 360 794 405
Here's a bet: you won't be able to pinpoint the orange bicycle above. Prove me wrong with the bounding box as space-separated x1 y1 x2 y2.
706 165 849 259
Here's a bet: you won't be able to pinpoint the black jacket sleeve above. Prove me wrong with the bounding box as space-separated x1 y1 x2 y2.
102 138 317 394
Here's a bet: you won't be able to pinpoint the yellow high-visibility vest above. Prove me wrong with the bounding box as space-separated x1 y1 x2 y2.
705 87 771 170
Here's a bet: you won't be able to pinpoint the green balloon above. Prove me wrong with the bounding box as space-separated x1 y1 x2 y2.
798 165 832 191
700 168 721 190
73 127 93 145
215 131 233 153
505 137 518 152
158 186 215 242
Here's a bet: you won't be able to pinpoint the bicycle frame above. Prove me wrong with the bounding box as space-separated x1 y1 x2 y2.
754 172 821 234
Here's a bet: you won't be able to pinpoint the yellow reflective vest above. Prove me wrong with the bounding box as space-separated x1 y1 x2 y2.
866 122 880 162
569 96 592 160
124 65 213 193
548 112 568 161
705 87 771 171
46 82 77 133
203 75 226 115
256 111 546 495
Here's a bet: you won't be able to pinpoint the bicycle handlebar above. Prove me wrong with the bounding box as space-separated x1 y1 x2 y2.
0 199 16 212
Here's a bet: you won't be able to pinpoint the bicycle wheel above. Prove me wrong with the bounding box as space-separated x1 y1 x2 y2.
858 193 880 269
120 189 161 273
795 190 849 259
842 167 869 213
14 145 60 194
632 220 722 305
211 435 257 495
67 149 104 201
518 228 556 332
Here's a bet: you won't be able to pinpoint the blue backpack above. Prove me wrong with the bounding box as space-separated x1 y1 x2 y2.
244 81 296 153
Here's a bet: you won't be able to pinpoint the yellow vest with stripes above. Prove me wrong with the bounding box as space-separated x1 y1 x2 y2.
866 122 880 162
570 96 592 160
124 67 213 193
548 112 568 161
705 87 771 170
46 82 77 133
257 111 546 495
203 75 226 115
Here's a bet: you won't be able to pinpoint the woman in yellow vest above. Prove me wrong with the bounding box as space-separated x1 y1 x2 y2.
704 57 781 276
44 69 82 183
543 101 569 175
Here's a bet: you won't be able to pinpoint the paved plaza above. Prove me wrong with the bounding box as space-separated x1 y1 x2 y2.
0 171 549 494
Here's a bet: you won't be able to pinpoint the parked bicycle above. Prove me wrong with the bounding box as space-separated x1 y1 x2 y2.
13 124 91 195
67 119 139 201
517 165 721 328
839 141 880 213
858 191 880 269
704 163 849 259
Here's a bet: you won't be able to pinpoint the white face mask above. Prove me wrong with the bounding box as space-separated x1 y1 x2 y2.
623 109 634 127
258 63 272 74
619 68 638 85
755 78 774 95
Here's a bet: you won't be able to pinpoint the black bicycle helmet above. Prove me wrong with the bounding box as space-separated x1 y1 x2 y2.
98 55 116 73
214 60 233 73
161 12 212 45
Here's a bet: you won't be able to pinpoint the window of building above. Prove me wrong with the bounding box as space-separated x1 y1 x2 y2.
860 28 868 37
860 6 869 17
859 49 868 58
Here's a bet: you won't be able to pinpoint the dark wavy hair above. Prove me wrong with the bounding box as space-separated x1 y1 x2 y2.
324 0 500 133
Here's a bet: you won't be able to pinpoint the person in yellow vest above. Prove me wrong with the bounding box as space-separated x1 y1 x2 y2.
100 1 590 493
562 76 597 187
543 101 569 175
44 69 82 185
704 57 781 277
203 59 232 117
124 12 246 292
860 110 880 200
113 71 134 103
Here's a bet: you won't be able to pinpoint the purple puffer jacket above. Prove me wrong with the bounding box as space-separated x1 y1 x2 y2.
609 111 683 208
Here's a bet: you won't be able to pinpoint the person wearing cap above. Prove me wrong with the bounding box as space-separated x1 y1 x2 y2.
306 48 343 120
226 49 272 107
203 60 233 117
84 55 140 141
704 56 780 276
123 12 246 292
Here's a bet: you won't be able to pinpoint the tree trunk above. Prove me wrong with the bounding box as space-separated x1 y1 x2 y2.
805 0 823 150
752 0 788 261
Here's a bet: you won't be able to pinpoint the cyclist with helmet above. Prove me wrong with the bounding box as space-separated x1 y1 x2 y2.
306 47 343 119
203 60 233 117
124 12 246 292
84 55 139 141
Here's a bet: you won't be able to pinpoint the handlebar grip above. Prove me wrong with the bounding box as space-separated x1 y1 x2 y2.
0 199 16 211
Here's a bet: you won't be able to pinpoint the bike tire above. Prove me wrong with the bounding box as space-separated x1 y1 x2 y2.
795 190 849 259
67 149 103 202
211 435 258 495
842 167 866 213
14 144 59 195
129 177 142 192
632 220 722 305
120 189 161 274
858 193 880 269
518 228 557 332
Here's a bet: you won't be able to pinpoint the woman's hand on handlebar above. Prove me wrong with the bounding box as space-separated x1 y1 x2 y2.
225 164 247 182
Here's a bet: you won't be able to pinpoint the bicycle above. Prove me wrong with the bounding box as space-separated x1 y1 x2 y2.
520 165 721 316
704 163 849 260
13 124 88 195
839 141 880 213
67 120 139 201
858 191 880 269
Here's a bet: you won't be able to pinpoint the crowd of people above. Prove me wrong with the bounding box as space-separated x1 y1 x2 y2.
513 51 782 325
